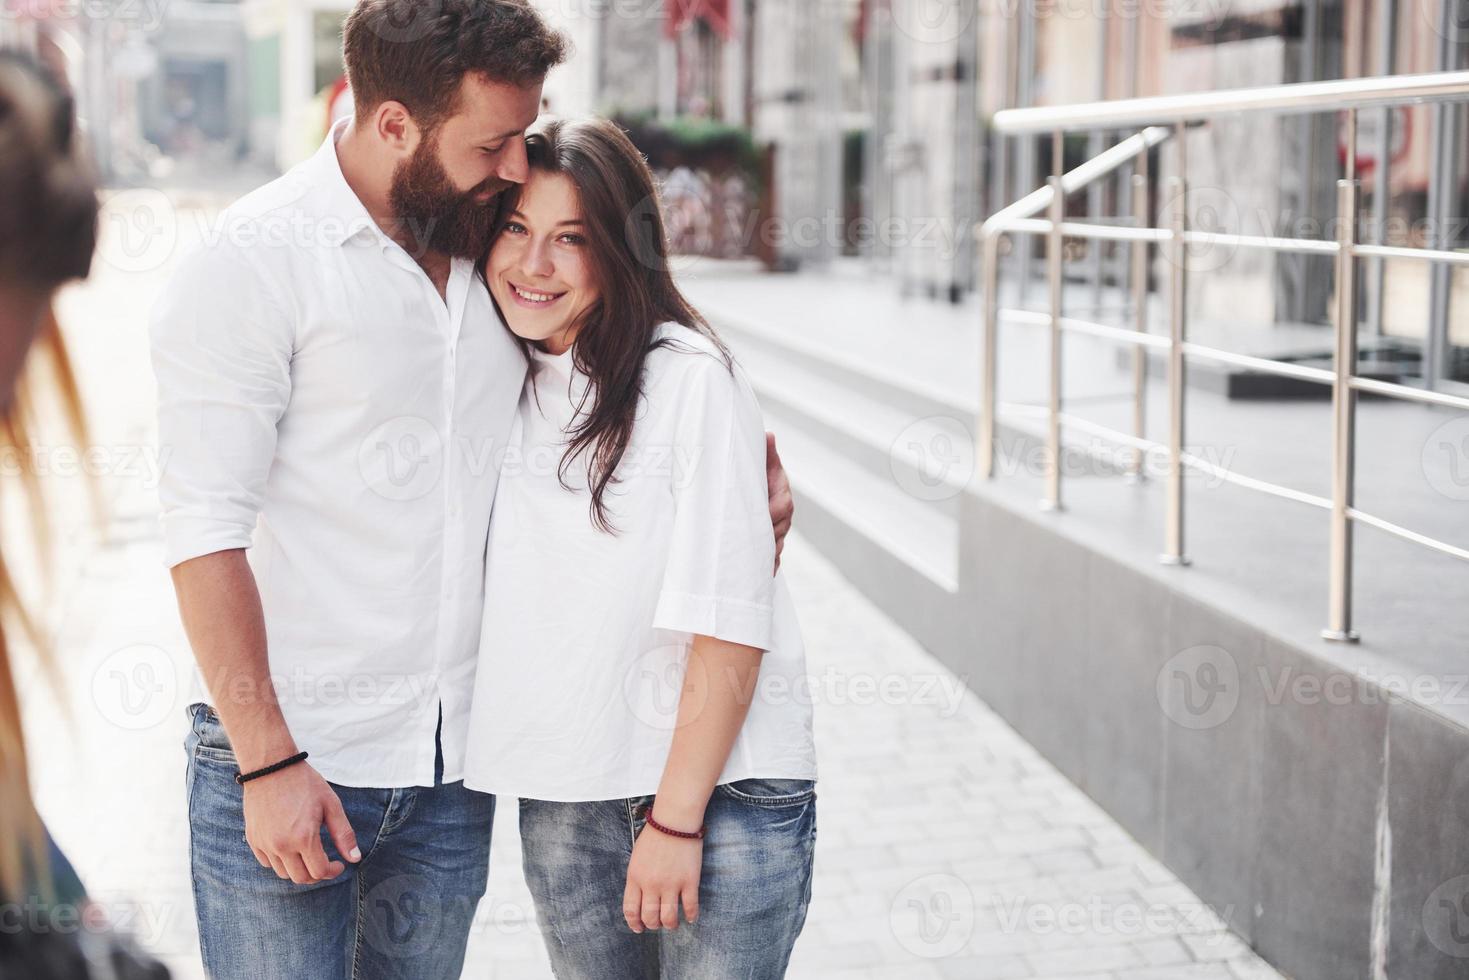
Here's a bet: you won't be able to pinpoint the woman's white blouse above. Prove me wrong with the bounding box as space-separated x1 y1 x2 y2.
462 322 817 801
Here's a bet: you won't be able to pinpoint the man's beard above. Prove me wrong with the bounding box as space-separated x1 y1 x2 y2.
387 136 510 259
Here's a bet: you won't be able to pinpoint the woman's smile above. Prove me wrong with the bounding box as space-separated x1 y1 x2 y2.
507 280 568 308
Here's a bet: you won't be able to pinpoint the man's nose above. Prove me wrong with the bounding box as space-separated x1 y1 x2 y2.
498 136 529 185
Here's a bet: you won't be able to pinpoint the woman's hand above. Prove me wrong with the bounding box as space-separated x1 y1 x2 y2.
623 823 703 932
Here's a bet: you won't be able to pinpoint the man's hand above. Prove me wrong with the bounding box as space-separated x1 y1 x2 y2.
243 762 360 885
766 432 794 572
623 824 703 933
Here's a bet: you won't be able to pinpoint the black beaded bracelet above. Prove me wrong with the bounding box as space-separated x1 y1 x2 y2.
234 751 309 786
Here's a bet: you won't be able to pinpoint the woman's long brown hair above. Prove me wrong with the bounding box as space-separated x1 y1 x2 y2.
0 48 99 902
486 117 731 532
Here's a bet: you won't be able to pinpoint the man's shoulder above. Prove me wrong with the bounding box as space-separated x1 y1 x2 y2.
171 163 327 293
220 164 316 225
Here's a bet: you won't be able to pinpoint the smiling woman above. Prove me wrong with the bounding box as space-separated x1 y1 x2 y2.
481 116 729 533
466 115 816 979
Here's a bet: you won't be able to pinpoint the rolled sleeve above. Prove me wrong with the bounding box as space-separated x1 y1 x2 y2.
652 354 776 651
150 241 294 568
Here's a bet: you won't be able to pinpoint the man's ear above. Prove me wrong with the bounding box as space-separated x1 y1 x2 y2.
371 100 421 156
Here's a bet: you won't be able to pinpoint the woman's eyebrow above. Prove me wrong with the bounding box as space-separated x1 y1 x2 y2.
506 211 584 228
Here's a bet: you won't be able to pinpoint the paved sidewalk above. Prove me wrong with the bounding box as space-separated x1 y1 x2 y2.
24 486 1285 980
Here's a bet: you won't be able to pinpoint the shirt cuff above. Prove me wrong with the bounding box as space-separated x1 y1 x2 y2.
652 590 774 651
160 515 255 568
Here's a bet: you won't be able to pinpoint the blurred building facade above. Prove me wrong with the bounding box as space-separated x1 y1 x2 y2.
8 0 1463 386
532 0 1466 392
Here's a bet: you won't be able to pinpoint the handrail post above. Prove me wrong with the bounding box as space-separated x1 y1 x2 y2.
980 232 1000 479
1043 171 1064 511
1160 130 1189 565
1128 160 1150 481
1324 166 1361 641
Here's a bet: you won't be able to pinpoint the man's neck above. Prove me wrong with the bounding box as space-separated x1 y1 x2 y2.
336 122 451 298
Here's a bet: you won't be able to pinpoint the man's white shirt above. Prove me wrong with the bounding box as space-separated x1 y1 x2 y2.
151 119 527 788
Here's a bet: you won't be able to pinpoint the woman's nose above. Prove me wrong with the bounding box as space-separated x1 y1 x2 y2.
520 239 555 279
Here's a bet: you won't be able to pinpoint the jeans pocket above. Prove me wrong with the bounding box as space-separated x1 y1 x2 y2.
188 702 237 763
715 778 816 808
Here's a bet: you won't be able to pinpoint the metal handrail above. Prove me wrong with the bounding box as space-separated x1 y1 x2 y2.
978 71 1469 644
992 71 1469 133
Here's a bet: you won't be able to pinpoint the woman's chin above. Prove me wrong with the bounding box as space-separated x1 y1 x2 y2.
504 316 561 347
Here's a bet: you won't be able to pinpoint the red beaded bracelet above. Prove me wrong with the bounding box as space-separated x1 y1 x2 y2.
645 809 705 840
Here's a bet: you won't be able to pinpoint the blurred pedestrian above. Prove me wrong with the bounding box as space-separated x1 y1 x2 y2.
0 47 167 980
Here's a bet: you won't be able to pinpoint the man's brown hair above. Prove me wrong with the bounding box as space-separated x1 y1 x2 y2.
343 0 567 132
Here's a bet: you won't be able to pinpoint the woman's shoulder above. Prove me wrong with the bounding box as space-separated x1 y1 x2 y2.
647 320 726 360
642 322 759 417
644 322 739 386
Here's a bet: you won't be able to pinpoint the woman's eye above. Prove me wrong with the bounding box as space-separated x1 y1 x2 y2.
504 222 527 235
558 233 585 246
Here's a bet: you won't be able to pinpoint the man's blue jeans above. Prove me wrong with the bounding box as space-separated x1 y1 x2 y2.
184 702 494 980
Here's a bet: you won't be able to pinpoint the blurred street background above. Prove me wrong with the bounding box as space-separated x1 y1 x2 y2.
4 2 1469 979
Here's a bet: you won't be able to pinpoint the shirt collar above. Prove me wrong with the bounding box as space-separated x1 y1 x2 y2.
301 117 393 250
